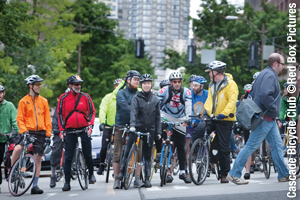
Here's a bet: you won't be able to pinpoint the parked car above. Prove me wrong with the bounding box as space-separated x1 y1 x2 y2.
91 118 102 166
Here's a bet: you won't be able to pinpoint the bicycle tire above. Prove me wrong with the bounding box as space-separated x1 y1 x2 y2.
160 145 169 187
106 144 113 183
189 139 209 185
214 163 220 180
172 150 180 176
281 134 288 157
124 145 137 190
56 167 63 182
8 154 37 197
76 150 88 190
262 140 271 179
149 145 157 181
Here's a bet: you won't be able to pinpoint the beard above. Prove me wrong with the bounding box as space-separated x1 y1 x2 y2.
72 86 81 93
130 84 138 90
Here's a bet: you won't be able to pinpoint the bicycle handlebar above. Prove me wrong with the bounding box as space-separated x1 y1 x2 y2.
188 113 234 120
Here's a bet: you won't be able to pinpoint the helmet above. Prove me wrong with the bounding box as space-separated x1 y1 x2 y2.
253 72 260 80
125 70 140 80
243 84 252 91
66 75 83 85
160 79 170 88
205 60 226 73
188 75 197 82
0 85 4 92
140 74 153 83
25 75 44 85
193 76 207 85
114 78 122 85
65 88 70 93
169 71 183 81
284 82 291 88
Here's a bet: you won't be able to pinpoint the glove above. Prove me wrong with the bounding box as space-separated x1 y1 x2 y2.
129 127 136 132
216 114 225 120
99 123 105 131
45 137 51 146
156 134 162 140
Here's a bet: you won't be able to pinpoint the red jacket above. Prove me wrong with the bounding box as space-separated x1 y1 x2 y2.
57 91 95 131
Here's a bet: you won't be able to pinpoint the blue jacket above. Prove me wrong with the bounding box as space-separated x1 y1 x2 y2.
252 66 281 119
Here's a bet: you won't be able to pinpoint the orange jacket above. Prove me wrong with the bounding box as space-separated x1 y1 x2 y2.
17 94 52 137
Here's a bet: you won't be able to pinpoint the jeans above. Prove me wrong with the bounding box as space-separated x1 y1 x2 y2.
229 120 289 179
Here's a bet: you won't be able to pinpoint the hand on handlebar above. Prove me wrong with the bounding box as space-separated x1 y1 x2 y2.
129 127 136 132
86 125 93 136
59 131 65 140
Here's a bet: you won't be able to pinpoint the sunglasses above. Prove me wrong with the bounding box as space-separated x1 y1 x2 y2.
173 80 182 84
277 62 285 66
34 83 42 86
73 83 81 86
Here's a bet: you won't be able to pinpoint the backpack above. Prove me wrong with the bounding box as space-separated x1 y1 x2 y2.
164 86 185 106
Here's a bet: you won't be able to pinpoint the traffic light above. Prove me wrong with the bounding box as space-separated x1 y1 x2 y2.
135 38 144 58
248 41 259 69
187 45 196 64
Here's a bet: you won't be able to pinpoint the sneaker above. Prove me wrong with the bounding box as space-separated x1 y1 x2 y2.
113 180 121 189
179 173 192 183
89 175 96 184
244 172 250 180
50 176 56 188
62 183 71 191
220 174 229 183
154 153 161 163
97 164 105 175
144 180 152 188
31 186 44 194
278 174 300 182
133 180 143 188
166 175 173 183
227 174 249 185
116 172 124 181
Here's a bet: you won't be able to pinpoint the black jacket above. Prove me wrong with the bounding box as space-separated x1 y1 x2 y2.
52 105 60 134
130 91 161 135
115 86 138 126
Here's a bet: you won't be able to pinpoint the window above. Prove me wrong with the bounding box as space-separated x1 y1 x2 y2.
172 11 179 16
171 35 179 40
143 0 151 2
171 24 179 28
156 52 164 58
143 10 151 15
157 0 166 4
157 4 166 9
132 33 136 38
143 4 152 9
143 28 151 33
156 34 166 39
132 22 137 27
183 6 188 12
143 16 151 21
156 46 164 51
172 0 180 4
144 40 151 45
171 17 179 22
171 29 179 34
156 40 165 45
157 11 166 16
145 46 151 51
132 16 137 21
132 28 137 33
157 22 166 28
157 17 166 22
142 34 151 39
112 5 116 11
157 28 165 33
143 22 151 27
173 5 178 10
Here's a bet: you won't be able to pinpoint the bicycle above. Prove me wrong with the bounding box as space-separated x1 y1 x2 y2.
188 113 233 185
8 133 49 197
104 125 115 183
141 141 157 183
261 139 273 179
159 120 182 187
1 132 17 180
122 131 150 190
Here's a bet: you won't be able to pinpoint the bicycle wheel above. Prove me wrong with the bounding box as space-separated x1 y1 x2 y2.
189 139 209 185
262 140 271 179
281 134 288 157
172 150 180 176
149 145 157 181
106 144 114 183
160 145 169 187
76 150 88 190
8 154 37 197
124 145 137 190
55 167 63 182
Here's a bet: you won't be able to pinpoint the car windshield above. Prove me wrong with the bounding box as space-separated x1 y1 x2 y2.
91 118 100 137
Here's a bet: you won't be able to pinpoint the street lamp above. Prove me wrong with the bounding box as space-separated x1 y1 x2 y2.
225 16 268 71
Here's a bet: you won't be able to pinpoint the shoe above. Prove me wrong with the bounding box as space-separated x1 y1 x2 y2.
166 175 173 183
187 173 191 179
278 174 300 182
31 186 44 194
179 173 192 183
116 172 124 181
253 165 260 171
154 153 161 163
227 174 249 185
220 174 229 183
134 180 143 188
89 174 96 184
244 172 250 180
50 176 56 188
62 183 71 191
97 164 105 175
232 150 238 159
113 180 121 189
144 180 152 188
250 166 255 174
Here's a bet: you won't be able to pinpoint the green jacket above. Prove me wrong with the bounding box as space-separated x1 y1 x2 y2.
279 96 298 121
0 100 19 143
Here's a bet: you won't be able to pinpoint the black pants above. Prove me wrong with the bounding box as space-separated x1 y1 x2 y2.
172 129 186 171
0 143 5 185
192 120 233 175
64 130 94 184
99 128 112 164
50 134 63 167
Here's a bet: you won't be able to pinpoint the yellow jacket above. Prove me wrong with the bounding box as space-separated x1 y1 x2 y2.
204 73 238 121
17 94 52 137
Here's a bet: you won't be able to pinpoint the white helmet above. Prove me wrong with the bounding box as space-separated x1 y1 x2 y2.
253 72 260 80
169 71 182 81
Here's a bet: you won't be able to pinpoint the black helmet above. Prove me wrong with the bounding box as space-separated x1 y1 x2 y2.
25 75 44 85
66 75 83 85
160 79 170 88
125 70 140 80
0 85 4 92
205 60 226 73
188 75 197 82
169 71 183 81
140 74 153 83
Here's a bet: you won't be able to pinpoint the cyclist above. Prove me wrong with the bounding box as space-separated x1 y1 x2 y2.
0 85 19 192
57 75 96 191
97 78 122 175
157 71 192 184
113 70 140 189
11 75 52 194
116 74 161 188
193 61 238 184
49 88 70 188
